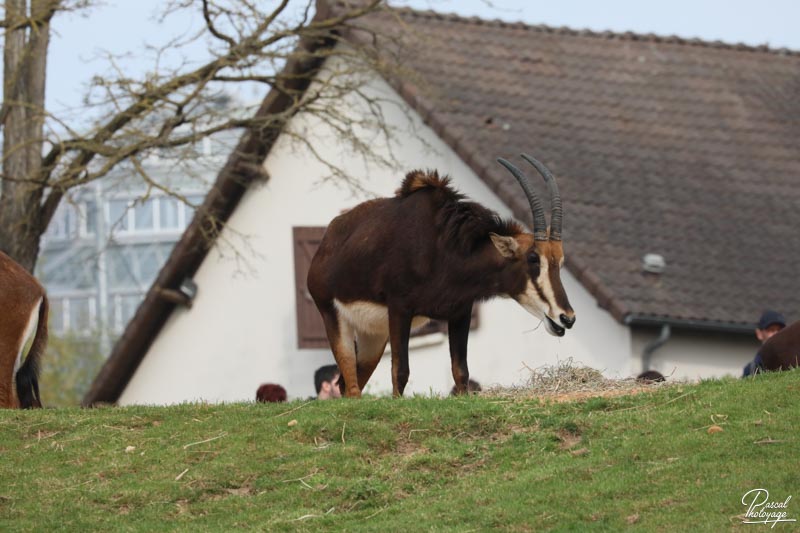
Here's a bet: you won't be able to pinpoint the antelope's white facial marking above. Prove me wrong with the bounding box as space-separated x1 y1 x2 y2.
515 252 572 337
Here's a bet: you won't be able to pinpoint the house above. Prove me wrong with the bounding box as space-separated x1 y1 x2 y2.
84 3 800 405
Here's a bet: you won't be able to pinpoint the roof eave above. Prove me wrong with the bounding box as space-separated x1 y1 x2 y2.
623 314 754 335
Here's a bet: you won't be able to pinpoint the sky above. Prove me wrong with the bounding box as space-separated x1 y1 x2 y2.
46 0 800 117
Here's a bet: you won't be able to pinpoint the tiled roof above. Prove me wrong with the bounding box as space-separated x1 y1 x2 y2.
361 7 800 328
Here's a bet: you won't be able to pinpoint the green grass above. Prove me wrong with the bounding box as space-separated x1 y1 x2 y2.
1 371 799 531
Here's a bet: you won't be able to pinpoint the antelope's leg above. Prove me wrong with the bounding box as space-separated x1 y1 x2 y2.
355 332 388 391
388 311 412 397
448 307 472 395
319 305 360 398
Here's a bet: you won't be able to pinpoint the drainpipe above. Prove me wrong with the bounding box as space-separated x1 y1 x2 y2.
642 323 671 373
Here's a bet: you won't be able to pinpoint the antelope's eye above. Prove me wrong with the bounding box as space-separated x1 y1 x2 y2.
527 253 540 265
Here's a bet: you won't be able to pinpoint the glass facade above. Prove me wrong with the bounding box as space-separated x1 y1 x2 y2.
40 188 205 337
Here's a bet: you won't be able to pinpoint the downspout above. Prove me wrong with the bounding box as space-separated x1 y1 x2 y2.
642 323 671 372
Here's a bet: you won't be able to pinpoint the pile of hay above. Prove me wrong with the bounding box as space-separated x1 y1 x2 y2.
485 358 667 402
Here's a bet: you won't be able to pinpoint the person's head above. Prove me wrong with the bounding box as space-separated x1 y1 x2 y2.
256 383 287 403
314 364 341 399
756 310 786 343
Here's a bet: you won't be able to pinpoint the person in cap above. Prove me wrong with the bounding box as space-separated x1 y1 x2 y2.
743 310 787 377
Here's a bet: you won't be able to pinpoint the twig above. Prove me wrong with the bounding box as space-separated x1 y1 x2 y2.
290 507 335 521
662 392 694 406
282 473 318 490
281 472 317 484
182 432 227 449
341 421 346 444
49 479 94 493
613 391 695 413
408 429 430 438
273 401 313 418
363 507 388 520
754 438 785 445
175 468 189 481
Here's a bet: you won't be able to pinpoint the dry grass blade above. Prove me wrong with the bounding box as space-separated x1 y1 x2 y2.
754 438 785 445
290 507 335 522
182 432 227 449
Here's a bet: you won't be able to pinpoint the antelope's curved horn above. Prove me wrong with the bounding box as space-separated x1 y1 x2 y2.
521 154 562 241
497 157 548 241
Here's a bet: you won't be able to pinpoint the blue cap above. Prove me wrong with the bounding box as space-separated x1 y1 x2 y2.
758 310 786 330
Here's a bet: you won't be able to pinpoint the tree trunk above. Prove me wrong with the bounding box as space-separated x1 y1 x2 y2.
0 0 52 272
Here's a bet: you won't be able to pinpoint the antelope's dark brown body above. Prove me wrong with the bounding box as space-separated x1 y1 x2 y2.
308 157 575 398
759 320 800 371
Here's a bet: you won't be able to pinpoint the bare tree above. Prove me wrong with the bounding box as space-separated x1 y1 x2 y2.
0 0 404 271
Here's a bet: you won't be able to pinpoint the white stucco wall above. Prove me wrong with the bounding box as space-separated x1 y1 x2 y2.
119 64 635 405
631 327 760 380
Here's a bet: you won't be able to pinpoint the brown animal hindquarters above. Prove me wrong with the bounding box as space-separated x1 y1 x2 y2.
758 320 800 371
0 252 48 408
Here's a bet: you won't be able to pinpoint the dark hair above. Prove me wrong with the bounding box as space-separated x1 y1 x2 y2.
256 383 287 403
449 379 482 395
314 364 340 394
636 370 666 383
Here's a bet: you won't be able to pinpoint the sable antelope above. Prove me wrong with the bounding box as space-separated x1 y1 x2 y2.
757 320 800 372
0 251 48 408
308 154 576 398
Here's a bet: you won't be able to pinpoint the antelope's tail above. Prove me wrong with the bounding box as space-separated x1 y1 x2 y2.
16 295 49 409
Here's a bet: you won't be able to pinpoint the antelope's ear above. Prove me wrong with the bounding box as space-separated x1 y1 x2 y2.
490 233 520 259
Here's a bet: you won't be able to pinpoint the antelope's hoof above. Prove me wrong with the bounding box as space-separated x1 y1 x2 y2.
345 388 362 399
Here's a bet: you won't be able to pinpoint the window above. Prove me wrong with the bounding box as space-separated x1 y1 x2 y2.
82 200 97 237
49 295 96 335
292 226 478 350
50 297 65 334
108 195 201 236
109 292 145 333
108 248 138 286
137 246 162 281
109 199 130 232
159 197 180 229
46 203 76 240
69 297 93 332
134 200 154 231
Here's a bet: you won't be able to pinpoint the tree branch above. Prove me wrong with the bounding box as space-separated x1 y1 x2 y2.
201 0 236 48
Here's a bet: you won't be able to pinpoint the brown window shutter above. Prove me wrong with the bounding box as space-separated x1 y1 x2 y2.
293 226 329 349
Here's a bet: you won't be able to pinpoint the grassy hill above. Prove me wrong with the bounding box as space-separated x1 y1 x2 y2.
1 371 798 531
